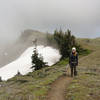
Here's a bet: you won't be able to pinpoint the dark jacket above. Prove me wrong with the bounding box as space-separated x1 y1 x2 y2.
69 52 78 67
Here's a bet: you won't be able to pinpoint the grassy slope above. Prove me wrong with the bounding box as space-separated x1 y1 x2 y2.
66 38 100 100
0 38 98 100
0 58 69 100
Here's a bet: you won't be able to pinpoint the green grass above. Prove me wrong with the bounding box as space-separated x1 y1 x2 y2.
66 50 100 100
79 49 92 56
0 54 91 100
65 38 100 100
0 58 69 100
0 38 95 100
66 72 100 100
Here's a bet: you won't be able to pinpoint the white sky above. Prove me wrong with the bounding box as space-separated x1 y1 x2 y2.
0 0 100 44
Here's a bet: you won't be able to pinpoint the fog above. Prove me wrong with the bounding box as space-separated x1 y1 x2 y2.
0 0 100 45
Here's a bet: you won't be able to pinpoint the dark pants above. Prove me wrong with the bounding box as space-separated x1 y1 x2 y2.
70 66 77 77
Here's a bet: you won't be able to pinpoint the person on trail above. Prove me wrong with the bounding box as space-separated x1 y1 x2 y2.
69 47 78 77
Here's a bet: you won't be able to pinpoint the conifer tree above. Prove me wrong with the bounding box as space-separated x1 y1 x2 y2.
31 39 47 70
54 29 77 59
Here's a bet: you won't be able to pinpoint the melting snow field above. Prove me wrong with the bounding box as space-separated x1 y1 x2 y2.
0 46 61 80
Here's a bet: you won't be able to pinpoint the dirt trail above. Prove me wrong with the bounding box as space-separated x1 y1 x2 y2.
46 76 72 100
45 53 94 100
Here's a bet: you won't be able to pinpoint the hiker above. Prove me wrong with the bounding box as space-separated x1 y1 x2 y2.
69 47 78 77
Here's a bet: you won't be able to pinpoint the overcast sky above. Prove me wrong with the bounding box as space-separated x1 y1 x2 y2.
0 0 100 44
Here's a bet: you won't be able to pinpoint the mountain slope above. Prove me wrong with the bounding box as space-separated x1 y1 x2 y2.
0 46 61 80
0 38 96 100
66 46 100 100
0 30 50 67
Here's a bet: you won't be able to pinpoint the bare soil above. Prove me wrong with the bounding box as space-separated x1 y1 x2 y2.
46 75 72 100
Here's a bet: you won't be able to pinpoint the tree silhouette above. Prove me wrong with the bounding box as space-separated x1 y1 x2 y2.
54 29 78 59
31 39 47 70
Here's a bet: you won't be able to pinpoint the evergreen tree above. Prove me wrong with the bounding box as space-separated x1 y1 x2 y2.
31 44 47 71
48 29 88 59
53 29 78 59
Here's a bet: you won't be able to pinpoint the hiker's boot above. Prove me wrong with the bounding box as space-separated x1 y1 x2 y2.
74 66 77 76
74 70 77 76
71 72 73 77
71 67 74 77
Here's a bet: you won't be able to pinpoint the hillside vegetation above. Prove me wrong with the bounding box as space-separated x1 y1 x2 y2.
0 29 100 100
66 45 100 100
0 58 69 100
0 37 97 100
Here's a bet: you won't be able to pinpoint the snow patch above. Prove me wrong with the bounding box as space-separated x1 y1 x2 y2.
0 46 61 80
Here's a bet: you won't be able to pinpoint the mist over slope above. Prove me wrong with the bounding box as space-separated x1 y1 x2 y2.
0 28 99 68
0 29 57 67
